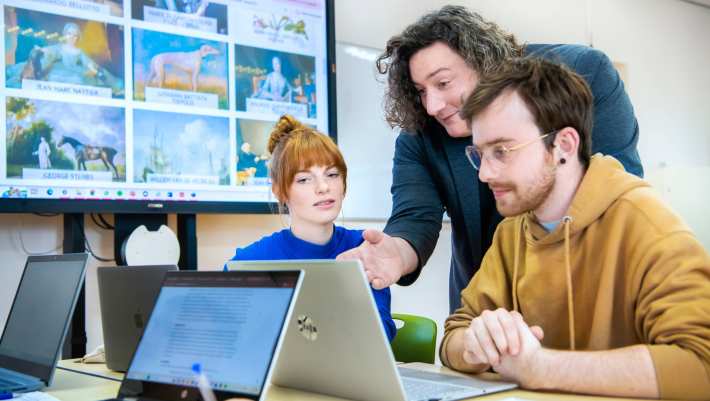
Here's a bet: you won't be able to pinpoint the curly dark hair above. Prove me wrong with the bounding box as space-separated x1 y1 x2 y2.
376 5 523 134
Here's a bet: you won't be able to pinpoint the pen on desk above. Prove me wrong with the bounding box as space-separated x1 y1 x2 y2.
192 363 217 401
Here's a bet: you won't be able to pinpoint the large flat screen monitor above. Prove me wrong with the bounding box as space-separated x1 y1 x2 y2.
1 0 336 213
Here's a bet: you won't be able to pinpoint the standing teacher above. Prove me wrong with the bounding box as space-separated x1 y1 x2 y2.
337 6 643 312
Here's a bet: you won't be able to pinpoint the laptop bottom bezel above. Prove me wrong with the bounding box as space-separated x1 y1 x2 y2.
116 379 262 401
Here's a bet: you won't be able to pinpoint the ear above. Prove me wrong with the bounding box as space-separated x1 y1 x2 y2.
553 127 580 162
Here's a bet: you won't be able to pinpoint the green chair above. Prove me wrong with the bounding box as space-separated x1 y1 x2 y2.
391 313 438 364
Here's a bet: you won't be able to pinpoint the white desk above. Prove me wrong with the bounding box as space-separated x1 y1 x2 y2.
57 359 123 381
45 368 119 401
48 360 654 401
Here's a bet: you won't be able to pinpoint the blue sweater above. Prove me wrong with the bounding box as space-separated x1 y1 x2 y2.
229 226 397 342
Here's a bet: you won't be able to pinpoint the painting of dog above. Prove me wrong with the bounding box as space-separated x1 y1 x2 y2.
147 44 220 91
132 28 229 108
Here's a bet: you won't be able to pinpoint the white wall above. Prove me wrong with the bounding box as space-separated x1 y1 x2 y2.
335 0 470 49
592 0 710 169
1 0 709 362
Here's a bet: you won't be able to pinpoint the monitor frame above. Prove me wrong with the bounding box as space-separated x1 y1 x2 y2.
1 0 337 215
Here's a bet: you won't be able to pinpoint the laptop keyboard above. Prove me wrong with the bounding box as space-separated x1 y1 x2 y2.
401 376 480 401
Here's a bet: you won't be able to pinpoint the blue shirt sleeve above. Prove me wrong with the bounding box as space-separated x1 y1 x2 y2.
371 286 397 342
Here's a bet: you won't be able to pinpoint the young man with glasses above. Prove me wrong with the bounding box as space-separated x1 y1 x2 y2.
337 6 643 314
440 57 710 400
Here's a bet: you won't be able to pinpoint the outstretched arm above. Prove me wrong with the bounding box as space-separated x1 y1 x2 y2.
382 132 445 285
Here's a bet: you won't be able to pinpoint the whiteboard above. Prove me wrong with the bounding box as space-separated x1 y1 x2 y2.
336 42 398 220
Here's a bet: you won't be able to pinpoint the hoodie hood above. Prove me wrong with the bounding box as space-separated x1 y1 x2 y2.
523 154 650 245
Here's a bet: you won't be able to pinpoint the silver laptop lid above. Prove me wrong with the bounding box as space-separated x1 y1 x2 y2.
229 259 408 401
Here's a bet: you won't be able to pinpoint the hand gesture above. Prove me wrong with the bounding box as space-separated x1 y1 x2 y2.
336 229 406 289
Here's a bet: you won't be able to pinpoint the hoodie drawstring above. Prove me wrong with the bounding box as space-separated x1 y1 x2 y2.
511 219 523 312
514 216 575 350
562 216 575 350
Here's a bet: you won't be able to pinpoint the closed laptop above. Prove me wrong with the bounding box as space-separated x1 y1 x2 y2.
97 265 177 372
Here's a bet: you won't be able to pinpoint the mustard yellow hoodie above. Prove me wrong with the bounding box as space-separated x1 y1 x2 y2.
440 155 710 400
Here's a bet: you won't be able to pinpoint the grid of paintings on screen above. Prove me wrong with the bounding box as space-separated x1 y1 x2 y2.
1 0 328 203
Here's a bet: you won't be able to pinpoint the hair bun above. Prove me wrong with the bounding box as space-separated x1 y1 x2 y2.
268 114 304 154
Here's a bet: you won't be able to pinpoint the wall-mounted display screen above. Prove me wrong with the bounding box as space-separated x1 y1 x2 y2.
0 0 334 213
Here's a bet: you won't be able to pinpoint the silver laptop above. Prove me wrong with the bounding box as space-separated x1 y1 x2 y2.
97 265 178 372
229 260 517 401
99 270 302 401
0 253 88 393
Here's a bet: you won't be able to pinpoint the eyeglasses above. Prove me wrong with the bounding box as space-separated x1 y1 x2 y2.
465 130 559 170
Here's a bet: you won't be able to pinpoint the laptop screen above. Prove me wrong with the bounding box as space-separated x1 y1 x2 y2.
0 254 88 384
121 270 300 400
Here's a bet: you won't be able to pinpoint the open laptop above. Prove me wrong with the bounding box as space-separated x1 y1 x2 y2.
97 265 178 372
229 260 517 401
0 253 88 393
99 269 302 401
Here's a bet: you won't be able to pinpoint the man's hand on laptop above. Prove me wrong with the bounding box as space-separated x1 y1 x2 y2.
463 309 544 377
336 230 417 289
